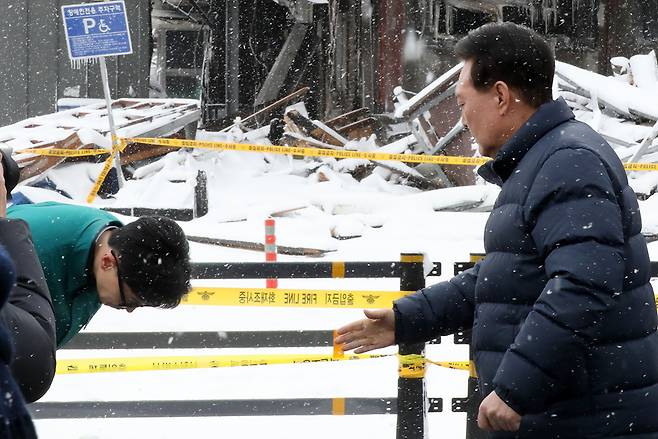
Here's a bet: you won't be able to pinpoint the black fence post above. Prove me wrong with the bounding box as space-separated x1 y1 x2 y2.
194 170 208 218
397 253 427 439
452 253 486 439
451 331 486 439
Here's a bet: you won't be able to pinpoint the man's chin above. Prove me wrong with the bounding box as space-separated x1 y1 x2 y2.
478 144 499 158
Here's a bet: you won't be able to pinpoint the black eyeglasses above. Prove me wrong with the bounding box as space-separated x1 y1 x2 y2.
111 251 145 309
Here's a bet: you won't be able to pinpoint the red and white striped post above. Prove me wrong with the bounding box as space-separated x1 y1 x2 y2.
265 218 278 288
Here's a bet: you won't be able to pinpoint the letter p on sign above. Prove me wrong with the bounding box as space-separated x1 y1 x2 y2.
83 18 96 34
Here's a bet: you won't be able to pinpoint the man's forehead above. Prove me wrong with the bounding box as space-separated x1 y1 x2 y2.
456 68 469 96
459 59 472 78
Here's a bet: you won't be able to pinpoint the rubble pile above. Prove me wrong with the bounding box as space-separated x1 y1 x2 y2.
2 53 657 216
555 51 658 198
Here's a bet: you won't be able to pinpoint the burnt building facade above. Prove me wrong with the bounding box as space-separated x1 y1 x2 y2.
1 0 655 128
0 0 152 127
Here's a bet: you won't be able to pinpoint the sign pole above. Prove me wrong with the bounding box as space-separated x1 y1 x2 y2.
62 0 134 199
99 56 125 187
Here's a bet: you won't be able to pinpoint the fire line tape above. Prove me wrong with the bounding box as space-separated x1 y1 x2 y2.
184 287 411 309
55 352 471 375
56 353 389 375
185 288 658 310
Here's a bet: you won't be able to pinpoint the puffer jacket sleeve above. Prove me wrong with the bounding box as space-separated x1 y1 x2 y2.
393 262 479 344
493 147 625 414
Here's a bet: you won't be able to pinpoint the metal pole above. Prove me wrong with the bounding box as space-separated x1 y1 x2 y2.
193 170 208 218
397 253 426 439
265 218 278 288
225 0 240 118
99 56 125 187
451 330 485 439
451 253 486 439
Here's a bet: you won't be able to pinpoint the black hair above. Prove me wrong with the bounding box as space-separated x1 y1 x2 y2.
109 216 191 308
454 22 555 108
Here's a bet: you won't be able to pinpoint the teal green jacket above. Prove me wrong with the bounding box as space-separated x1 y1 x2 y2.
7 202 122 347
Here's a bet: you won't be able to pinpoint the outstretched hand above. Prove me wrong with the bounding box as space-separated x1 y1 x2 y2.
334 309 396 353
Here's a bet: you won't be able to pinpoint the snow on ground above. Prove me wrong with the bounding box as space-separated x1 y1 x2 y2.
21 143 484 438
14 123 658 438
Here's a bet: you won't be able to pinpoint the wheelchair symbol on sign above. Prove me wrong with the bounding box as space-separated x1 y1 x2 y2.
98 20 110 33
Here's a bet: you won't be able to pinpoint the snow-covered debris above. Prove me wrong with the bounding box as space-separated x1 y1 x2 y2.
554 55 658 196
629 51 658 91
1 98 199 154
2 98 200 187
556 60 658 121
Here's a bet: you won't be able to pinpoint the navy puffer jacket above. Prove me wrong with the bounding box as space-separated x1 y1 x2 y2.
0 244 37 438
394 99 658 438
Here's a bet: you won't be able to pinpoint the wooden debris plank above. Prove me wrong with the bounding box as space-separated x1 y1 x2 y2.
286 110 345 146
373 160 442 190
416 116 441 147
310 120 348 146
119 109 201 138
427 120 466 155
186 235 334 257
284 110 316 136
17 133 83 182
222 87 310 132
281 133 342 150
336 117 379 140
395 63 462 120
270 206 307 217
324 108 370 130
118 144 180 165
338 117 381 140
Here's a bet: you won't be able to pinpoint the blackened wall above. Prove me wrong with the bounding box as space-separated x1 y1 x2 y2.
0 0 151 127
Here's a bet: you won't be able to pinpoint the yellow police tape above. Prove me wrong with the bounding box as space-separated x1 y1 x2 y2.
56 353 388 375
184 287 410 309
86 150 118 203
19 147 111 157
86 134 130 203
398 354 472 378
55 351 471 376
123 136 658 171
18 137 658 171
185 288 658 311
123 137 490 166
18 137 658 204
625 163 658 171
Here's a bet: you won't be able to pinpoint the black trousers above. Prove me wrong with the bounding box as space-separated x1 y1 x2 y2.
0 219 56 403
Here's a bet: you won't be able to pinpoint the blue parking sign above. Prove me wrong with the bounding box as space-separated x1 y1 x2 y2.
62 1 133 60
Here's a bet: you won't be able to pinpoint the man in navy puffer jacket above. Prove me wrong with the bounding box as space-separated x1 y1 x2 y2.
337 22 658 438
0 245 38 438
0 158 38 436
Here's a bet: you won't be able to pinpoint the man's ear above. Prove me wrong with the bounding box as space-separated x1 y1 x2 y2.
100 252 116 271
493 81 511 115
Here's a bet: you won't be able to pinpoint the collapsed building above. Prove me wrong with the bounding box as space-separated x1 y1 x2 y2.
0 0 657 200
2 1 656 126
